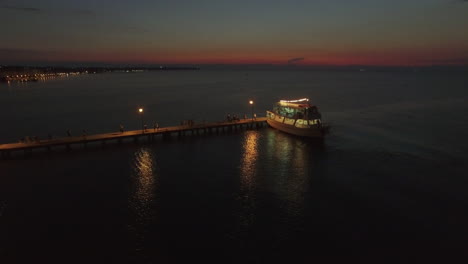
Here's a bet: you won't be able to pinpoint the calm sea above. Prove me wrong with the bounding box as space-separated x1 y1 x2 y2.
1 70 468 263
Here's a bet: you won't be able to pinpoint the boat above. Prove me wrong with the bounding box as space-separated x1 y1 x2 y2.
266 98 329 137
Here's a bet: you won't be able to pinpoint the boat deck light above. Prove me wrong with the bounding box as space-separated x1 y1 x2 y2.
280 98 309 103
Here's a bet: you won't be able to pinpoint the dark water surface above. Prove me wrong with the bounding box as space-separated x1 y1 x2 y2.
1 70 468 263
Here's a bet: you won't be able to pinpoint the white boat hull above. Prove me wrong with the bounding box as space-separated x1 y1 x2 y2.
266 118 324 138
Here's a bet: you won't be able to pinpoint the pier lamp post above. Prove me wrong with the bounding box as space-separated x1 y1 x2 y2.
138 108 144 133
249 100 254 121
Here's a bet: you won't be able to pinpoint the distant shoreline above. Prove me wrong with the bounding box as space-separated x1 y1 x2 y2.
0 66 200 83
1 64 467 83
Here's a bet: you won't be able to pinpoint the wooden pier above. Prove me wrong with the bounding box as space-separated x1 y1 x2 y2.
0 118 267 159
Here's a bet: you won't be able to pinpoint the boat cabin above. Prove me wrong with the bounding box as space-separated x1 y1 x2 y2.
273 98 321 121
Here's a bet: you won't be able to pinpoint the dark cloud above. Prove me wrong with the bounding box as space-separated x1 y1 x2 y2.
1 5 95 16
1 5 41 12
288 57 305 64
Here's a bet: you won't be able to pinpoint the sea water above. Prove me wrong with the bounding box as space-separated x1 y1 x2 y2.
1 69 467 263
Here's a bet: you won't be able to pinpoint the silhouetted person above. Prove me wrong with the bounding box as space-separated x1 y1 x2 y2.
48 134 52 140
144 124 147 132
67 129 72 137
120 124 124 133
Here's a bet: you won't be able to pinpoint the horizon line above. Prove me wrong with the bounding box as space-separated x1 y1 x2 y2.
2 62 468 68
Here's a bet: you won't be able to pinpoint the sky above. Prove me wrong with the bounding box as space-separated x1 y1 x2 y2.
1 0 467 66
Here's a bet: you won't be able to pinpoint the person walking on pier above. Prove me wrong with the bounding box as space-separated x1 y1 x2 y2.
154 122 159 132
119 124 124 133
82 129 87 139
67 129 72 137
144 124 147 132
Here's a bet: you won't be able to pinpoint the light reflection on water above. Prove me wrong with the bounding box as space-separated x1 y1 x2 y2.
238 129 315 232
239 131 260 228
240 130 260 191
129 147 158 250
265 130 312 216
133 148 156 205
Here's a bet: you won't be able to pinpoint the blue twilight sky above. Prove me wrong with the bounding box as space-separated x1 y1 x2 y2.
1 0 467 65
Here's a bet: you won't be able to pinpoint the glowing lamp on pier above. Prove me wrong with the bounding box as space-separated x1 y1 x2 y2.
138 108 144 133
249 100 254 121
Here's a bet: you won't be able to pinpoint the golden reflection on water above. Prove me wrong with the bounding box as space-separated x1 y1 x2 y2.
130 147 158 247
240 131 260 190
133 147 157 206
239 131 260 228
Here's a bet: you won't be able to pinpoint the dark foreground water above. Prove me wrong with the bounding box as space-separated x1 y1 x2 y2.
1 70 468 263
